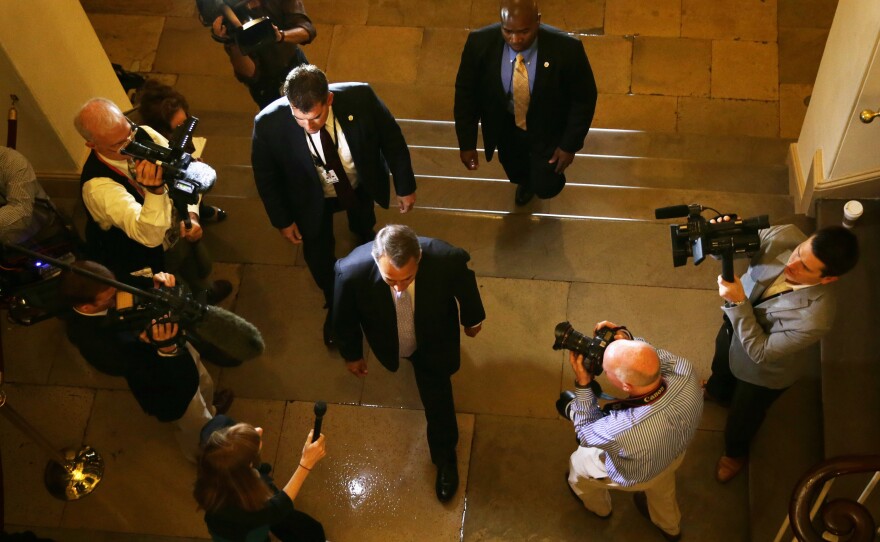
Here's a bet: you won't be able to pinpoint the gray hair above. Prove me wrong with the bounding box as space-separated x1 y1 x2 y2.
74 98 124 141
371 224 421 268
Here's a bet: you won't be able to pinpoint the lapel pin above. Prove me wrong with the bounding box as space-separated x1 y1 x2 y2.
544 61 550 68
348 115 354 121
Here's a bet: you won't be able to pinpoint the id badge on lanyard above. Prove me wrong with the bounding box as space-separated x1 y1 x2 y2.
318 166 340 186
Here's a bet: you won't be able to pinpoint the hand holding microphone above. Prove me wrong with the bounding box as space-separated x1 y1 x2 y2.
312 401 327 442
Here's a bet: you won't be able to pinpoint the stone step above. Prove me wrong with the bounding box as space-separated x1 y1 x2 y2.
192 111 791 166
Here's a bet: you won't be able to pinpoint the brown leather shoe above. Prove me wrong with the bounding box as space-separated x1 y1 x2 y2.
716 455 747 483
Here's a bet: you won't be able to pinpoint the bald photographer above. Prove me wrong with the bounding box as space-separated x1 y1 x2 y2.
560 321 702 541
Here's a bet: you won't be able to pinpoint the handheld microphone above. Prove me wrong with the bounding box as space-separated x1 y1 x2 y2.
312 401 327 442
654 204 694 220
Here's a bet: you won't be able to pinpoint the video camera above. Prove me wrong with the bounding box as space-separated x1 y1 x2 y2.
197 0 277 55
109 283 198 347
121 116 216 229
655 204 770 282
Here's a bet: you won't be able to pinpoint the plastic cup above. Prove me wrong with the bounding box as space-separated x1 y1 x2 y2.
842 200 863 229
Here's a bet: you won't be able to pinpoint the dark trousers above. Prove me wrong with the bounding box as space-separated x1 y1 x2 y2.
247 48 309 109
706 318 787 457
301 188 376 307
496 113 566 199
268 507 325 542
410 353 459 466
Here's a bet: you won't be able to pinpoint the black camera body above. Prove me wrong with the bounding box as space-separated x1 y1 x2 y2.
108 283 204 346
122 117 216 228
197 0 277 55
552 322 616 376
655 204 769 282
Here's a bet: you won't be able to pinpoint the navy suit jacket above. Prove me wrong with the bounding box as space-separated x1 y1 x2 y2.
251 83 417 240
454 23 597 160
332 238 486 374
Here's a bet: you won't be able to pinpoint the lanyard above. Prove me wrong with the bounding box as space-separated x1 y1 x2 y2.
95 151 146 198
602 379 668 413
305 116 339 170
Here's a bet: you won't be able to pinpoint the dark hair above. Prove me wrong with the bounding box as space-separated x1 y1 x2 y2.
137 80 190 137
811 225 859 277
283 64 329 112
371 224 421 268
193 423 273 513
59 261 115 306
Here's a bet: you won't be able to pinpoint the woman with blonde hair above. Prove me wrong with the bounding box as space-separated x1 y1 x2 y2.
195 416 326 542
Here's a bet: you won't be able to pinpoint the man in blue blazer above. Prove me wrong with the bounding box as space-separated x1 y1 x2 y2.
706 224 859 482
252 65 417 344
454 0 597 205
332 224 485 502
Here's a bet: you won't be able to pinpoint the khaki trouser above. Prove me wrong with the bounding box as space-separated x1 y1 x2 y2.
174 344 215 462
568 448 685 536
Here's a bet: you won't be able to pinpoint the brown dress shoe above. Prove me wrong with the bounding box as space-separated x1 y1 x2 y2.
716 455 747 483
212 388 235 415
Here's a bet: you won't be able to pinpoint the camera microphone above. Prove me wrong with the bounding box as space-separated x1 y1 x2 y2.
189 305 265 362
654 205 695 220
312 401 327 442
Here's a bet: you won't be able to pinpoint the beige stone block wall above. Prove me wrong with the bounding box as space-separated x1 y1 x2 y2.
712 41 779 100
605 0 682 37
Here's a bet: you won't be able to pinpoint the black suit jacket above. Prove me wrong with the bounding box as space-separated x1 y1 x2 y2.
332 238 485 374
454 23 597 159
251 83 417 240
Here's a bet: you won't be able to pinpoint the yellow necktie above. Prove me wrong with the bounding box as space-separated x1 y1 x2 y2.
513 53 530 130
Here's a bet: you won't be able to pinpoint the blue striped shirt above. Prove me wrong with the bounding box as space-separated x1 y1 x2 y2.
570 339 703 486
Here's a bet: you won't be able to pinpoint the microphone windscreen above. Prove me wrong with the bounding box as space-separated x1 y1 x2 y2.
186 161 217 192
190 305 265 361
654 205 691 219
314 401 327 416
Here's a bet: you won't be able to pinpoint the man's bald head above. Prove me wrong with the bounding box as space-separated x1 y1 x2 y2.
500 0 539 20
603 340 661 391
74 98 125 142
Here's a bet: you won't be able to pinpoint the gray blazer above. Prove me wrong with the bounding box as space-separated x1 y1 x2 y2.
722 225 837 389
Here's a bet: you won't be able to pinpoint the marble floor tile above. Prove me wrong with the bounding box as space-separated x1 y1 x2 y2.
219 264 364 404
453 276 570 419
779 83 813 139
593 93 679 133
58 390 206 538
564 282 723 384
307 0 371 25
2 311 71 385
367 0 473 28
80 0 195 18
200 197 303 265
359 348 424 409
632 37 711 97
0 384 95 527
778 27 831 85
678 97 779 138
681 0 777 42
2 526 208 542
86 13 166 73
582 36 633 94
274 402 475 542
712 41 779 101
416 28 470 86
605 0 682 38
326 25 424 84
153 15 232 76
778 0 839 29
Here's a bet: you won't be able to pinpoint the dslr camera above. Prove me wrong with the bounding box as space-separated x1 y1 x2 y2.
121 117 216 228
197 0 277 55
552 322 618 420
655 204 769 282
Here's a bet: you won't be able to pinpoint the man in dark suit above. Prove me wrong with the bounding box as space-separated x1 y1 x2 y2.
332 224 485 502
454 0 597 205
252 65 417 345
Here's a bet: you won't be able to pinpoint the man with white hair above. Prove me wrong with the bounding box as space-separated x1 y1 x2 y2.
74 98 230 303
562 321 702 541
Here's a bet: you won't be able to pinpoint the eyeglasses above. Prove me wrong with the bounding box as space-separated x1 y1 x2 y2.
100 118 138 153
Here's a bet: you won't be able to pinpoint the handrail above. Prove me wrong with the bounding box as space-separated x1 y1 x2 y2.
789 455 880 541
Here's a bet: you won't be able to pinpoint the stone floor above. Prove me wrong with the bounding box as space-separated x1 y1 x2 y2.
0 0 841 539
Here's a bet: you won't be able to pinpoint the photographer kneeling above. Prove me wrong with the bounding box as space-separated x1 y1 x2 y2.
562 321 702 541
59 261 233 461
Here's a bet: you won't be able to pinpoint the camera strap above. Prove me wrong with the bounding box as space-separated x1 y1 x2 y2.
602 379 668 413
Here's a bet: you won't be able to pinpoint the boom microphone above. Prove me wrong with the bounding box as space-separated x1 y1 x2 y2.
654 205 694 220
189 305 265 362
312 401 327 442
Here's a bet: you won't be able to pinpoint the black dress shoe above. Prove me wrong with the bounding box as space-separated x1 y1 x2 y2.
515 183 534 206
212 388 235 415
435 462 459 502
633 491 681 541
206 280 233 305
